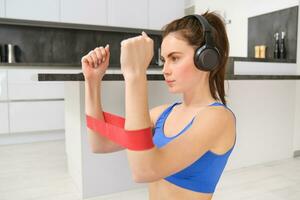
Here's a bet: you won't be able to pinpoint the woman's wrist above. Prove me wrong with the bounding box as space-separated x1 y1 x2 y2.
85 78 101 87
123 72 147 83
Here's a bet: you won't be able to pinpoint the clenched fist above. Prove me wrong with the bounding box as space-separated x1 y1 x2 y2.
81 44 110 82
120 32 154 79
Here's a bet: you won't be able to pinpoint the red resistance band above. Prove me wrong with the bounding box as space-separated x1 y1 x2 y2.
86 112 154 151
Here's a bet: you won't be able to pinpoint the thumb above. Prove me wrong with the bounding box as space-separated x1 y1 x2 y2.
142 31 152 43
142 31 148 38
104 44 110 64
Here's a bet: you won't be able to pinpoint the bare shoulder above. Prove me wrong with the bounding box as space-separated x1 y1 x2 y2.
193 105 235 137
193 105 236 153
201 105 235 122
149 103 171 128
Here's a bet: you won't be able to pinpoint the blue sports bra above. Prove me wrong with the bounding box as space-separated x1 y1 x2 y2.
152 101 236 193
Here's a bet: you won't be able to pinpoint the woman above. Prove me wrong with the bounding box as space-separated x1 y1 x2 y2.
82 11 236 200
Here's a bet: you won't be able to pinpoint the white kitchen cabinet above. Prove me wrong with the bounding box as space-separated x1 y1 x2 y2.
9 100 64 133
148 0 184 30
107 0 148 28
5 0 60 22
60 0 107 25
7 69 64 100
0 103 9 134
0 70 8 100
0 0 5 17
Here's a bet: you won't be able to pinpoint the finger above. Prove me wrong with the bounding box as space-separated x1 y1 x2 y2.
104 44 110 51
94 48 103 65
142 32 152 43
81 55 88 64
85 55 94 68
142 31 148 38
89 51 98 68
121 39 128 47
104 44 110 64
99 46 106 62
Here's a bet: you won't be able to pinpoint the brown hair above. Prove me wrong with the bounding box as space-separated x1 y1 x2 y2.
162 11 229 106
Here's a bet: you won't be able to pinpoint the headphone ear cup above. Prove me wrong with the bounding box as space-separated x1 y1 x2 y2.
194 45 220 71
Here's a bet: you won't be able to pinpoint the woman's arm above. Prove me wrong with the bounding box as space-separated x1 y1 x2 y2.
85 80 125 153
82 45 125 153
126 87 231 182
121 33 232 183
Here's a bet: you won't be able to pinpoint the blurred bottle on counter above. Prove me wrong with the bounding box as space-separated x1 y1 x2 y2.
0 44 2 62
254 45 260 58
279 31 286 59
259 45 266 59
7 44 16 63
1 44 17 63
273 32 280 59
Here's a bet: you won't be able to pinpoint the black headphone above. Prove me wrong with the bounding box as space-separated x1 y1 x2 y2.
185 14 221 71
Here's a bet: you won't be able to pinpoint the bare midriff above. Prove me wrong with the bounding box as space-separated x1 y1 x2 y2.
148 179 213 200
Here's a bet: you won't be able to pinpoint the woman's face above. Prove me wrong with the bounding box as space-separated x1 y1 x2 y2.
161 32 207 93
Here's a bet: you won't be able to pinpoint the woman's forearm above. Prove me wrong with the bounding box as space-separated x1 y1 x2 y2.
124 75 151 130
124 74 157 180
85 80 110 153
85 80 103 119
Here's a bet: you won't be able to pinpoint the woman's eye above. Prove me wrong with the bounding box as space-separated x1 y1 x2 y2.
171 57 179 62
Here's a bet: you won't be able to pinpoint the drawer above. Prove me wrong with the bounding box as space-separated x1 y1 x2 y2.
0 102 9 134
9 100 65 133
0 70 8 100
7 69 81 83
7 69 80 100
8 82 64 100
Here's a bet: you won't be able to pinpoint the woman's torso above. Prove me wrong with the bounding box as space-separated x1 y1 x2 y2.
148 101 236 200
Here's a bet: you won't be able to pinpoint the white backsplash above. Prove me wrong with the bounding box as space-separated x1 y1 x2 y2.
234 61 298 75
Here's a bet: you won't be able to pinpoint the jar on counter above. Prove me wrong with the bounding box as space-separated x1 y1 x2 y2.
259 45 267 59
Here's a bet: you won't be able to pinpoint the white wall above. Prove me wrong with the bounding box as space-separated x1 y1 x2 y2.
294 1 300 154
294 81 300 154
225 80 296 170
0 0 5 17
195 0 299 57
298 0 300 74
184 0 195 7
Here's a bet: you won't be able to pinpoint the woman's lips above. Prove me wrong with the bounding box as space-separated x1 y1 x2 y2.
165 80 175 84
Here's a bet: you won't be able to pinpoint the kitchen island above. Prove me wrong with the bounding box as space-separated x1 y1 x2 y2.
37 62 300 199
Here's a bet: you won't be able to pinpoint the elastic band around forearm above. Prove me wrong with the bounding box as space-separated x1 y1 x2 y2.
103 111 125 128
86 114 154 151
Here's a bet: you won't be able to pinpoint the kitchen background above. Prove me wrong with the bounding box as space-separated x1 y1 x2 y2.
0 0 300 200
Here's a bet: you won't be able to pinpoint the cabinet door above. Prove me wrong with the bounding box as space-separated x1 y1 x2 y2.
148 0 184 30
107 0 148 28
0 0 4 17
6 0 60 22
0 70 7 100
0 103 9 134
61 0 107 25
7 69 65 100
9 101 64 133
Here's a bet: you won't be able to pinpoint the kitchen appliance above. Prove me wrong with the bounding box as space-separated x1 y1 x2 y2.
0 44 2 62
7 44 16 63
2 44 17 63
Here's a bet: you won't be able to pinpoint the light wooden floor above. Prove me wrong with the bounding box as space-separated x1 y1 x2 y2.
0 140 299 200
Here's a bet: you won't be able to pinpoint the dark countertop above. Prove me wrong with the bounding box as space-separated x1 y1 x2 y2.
37 71 300 81
0 63 162 69
231 56 296 63
0 17 162 35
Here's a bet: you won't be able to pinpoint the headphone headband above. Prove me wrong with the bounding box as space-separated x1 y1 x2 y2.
189 14 214 46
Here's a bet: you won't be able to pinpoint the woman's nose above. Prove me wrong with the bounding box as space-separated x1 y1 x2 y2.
162 63 171 75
